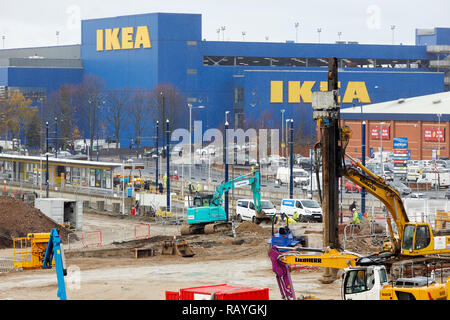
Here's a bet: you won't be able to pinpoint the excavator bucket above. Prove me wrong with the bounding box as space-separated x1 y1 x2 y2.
175 240 195 257
161 240 195 257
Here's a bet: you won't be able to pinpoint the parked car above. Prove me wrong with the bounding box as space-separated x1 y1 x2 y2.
235 199 277 223
280 198 323 222
344 180 361 193
445 189 450 199
388 181 411 196
405 193 429 199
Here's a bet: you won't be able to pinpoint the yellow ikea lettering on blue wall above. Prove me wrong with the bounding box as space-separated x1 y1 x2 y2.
270 80 371 104
96 26 151 51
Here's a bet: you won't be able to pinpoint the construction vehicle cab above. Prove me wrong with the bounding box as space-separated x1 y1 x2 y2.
342 265 388 300
401 223 450 256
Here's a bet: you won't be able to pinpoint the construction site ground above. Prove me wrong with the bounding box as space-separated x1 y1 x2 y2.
0 199 386 300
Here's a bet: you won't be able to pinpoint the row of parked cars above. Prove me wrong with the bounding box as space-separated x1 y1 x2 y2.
235 198 323 223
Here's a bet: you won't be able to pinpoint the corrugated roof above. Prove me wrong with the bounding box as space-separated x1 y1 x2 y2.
0 153 123 169
340 91 450 121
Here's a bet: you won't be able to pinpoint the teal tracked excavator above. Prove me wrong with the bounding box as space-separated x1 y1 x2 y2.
180 169 276 235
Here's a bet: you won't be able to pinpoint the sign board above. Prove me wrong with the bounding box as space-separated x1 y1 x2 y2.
234 180 250 188
424 127 445 142
393 137 408 149
370 125 390 140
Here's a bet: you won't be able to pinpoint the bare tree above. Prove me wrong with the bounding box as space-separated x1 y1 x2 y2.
129 88 149 149
45 85 79 151
76 75 106 159
105 88 130 148
148 83 186 146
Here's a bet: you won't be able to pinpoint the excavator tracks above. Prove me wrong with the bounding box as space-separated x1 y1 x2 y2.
180 222 232 235
204 222 232 234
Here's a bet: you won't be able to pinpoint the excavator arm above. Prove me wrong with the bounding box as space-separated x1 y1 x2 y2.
342 155 409 254
211 170 262 214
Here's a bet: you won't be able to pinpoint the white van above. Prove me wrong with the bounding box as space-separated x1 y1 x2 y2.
235 199 277 223
406 166 421 182
276 167 309 187
280 199 323 222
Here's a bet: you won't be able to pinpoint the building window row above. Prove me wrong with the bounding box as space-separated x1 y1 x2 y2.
203 56 429 69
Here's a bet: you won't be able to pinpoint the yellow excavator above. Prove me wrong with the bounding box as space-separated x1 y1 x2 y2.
343 155 450 258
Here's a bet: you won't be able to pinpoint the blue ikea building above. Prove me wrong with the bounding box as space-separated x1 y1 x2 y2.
1 12 449 146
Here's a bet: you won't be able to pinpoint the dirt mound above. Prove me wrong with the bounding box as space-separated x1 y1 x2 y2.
0 196 71 248
236 221 271 236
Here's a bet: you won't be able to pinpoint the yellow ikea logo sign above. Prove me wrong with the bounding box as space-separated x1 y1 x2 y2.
270 80 371 104
96 26 151 51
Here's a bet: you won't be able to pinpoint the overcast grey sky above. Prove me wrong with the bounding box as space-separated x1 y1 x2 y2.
1 0 449 49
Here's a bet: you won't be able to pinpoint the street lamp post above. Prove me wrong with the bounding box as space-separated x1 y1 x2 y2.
285 119 290 159
289 119 294 199
295 22 299 43
221 26 226 41
46 121 49 198
391 25 396 45
166 119 170 213
379 122 385 178
155 120 159 192
54 116 58 158
188 103 205 180
281 109 285 157
437 113 442 160
224 111 230 220
361 121 366 216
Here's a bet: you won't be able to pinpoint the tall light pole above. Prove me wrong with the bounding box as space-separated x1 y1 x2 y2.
221 26 226 41
285 119 290 159
437 113 442 160
338 32 342 41
281 109 285 157
379 122 385 177
361 121 366 216
391 25 396 45
54 116 58 158
155 120 159 191
46 121 49 198
289 119 294 199
295 22 299 43
216 28 220 41
224 110 230 220
1 36 4 49
188 103 205 179
166 119 170 213
317 28 322 43
56 31 60 45
242 31 246 41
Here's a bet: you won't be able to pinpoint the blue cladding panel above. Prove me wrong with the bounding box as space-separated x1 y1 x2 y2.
0 68 7 85
6 68 83 93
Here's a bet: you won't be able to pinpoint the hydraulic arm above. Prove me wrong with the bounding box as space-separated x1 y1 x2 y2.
42 228 68 300
211 170 262 214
